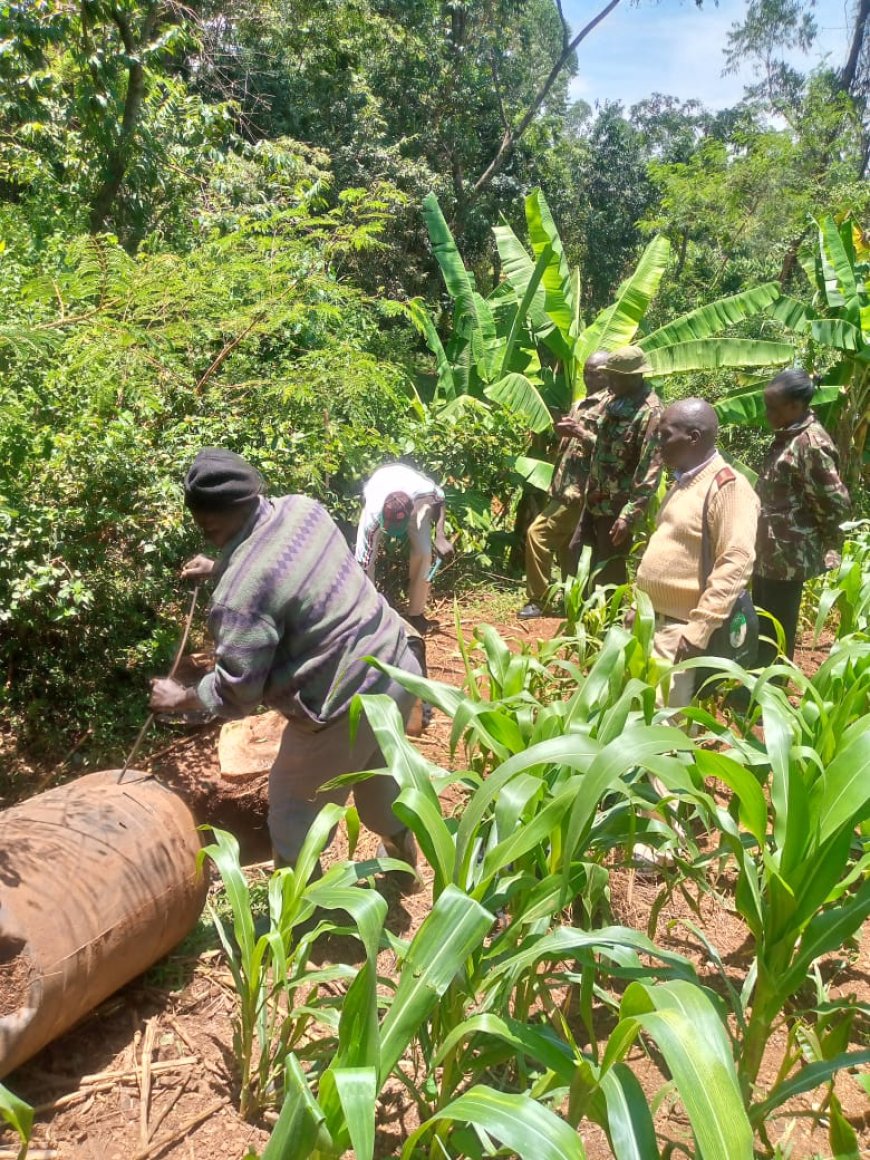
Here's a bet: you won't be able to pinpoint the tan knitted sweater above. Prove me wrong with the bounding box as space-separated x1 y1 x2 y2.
635 453 759 648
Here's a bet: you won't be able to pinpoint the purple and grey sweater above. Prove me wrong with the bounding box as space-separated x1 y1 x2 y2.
196 495 413 724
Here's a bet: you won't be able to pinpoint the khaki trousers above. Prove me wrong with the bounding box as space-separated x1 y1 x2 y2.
267 656 421 866
525 499 582 601
652 619 697 710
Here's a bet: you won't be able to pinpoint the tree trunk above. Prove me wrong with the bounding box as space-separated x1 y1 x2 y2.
88 4 159 239
469 0 623 200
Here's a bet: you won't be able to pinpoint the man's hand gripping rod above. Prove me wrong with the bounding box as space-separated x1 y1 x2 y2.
119 583 201 782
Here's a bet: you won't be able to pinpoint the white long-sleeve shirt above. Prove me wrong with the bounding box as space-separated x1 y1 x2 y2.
355 464 444 573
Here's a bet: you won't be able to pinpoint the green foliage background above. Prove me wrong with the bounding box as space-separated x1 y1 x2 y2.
0 0 868 777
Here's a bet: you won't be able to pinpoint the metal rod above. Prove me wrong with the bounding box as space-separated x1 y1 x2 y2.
119 584 201 781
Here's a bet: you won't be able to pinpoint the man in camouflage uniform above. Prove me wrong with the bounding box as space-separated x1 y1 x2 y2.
574 345 662 589
518 351 609 619
754 370 851 662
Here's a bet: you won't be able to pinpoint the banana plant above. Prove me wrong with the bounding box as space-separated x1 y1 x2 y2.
495 189 793 399
490 188 793 489
414 188 794 492
718 214 870 491
412 192 553 432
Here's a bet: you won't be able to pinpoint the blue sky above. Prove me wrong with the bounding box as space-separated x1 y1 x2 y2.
562 0 854 109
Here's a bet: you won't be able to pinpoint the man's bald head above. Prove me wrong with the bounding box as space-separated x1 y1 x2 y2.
658 398 719 472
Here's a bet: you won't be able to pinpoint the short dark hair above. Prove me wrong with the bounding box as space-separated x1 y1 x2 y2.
768 367 817 405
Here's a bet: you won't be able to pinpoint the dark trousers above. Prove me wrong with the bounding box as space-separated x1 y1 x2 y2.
573 512 631 590
752 574 804 664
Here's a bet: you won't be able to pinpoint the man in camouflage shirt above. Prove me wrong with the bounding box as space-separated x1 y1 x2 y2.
573 345 662 589
518 352 609 619
754 369 851 661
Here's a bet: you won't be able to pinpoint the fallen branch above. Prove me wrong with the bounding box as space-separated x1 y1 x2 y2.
139 1018 158 1147
32 1057 198 1113
143 1070 194 1143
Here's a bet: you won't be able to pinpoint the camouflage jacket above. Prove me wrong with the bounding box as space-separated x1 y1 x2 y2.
584 387 662 527
755 412 851 581
550 392 608 504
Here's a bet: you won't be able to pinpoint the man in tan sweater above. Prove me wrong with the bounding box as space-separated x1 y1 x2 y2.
636 399 759 707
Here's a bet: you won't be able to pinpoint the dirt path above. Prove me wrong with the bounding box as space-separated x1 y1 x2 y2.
2 605 868 1158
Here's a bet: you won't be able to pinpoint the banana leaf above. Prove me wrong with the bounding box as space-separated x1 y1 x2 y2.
422 192 498 382
493 222 554 338
770 295 813 331
513 454 554 491
406 297 456 400
810 318 864 352
639 283 781 351
469 289 501 382
645 338 793 375
422 192 477 321
485 372 552 432
575 235 670 367
715 382 841 426
815 214 859 310
500 243 552 375
525 189 576 353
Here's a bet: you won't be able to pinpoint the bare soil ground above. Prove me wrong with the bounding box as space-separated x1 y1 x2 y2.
2 598 868 1159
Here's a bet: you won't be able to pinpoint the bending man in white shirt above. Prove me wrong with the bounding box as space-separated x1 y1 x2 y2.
355 463 454 631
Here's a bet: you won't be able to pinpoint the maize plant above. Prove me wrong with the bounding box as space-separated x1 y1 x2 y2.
813 519 870 640
255 686 753 1159
0 1082 32 1160
244 574 870 1158
201 810 389 1121
671 644 870 1146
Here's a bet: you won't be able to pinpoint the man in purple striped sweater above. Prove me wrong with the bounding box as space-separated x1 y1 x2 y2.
149 448 421 881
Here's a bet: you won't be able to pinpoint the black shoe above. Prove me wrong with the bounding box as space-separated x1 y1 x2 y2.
407 613 436 635
725 686 752 714
517 602 544 620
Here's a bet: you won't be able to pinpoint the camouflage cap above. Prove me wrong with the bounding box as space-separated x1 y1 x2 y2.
606 345 652 376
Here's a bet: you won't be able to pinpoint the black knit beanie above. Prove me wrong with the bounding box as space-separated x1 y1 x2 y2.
183 448 265 511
